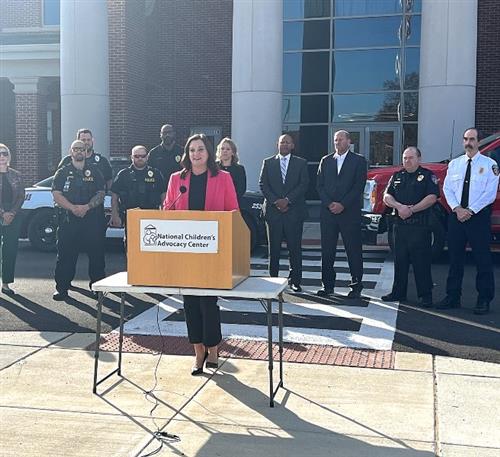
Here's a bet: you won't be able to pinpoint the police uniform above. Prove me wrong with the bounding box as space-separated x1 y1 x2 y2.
385 166 440 303
148 143 183 184
58 152 113 189
111 165 166 222
441 153 499 312
52 163 106 295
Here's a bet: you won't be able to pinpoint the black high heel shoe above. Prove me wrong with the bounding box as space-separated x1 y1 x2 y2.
191 351 208 376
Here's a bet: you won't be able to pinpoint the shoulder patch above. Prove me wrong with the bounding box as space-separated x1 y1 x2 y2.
431 174 438 184
493 164 499 176
95 155 100 162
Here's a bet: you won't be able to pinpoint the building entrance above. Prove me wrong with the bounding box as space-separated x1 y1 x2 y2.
332 124 401 167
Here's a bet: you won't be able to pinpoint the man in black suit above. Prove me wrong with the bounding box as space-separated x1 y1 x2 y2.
317 130 367 298
259 134 309 292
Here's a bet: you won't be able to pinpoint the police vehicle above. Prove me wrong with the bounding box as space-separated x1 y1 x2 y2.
20 176 267 252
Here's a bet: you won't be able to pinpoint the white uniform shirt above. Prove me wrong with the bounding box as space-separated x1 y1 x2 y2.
333 150 349 174
443 152 499 214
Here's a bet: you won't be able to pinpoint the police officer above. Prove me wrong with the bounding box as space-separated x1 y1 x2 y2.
382 147 439 307
110 145 166 231
52 140 106 301
437 128 499 314
148 124 183 184
58 128 113 190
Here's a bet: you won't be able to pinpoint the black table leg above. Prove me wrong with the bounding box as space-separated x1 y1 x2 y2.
93 291 104 393
117 293 125 375
266 297 274 407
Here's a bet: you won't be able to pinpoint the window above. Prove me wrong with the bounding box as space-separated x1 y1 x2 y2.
43 0 60 26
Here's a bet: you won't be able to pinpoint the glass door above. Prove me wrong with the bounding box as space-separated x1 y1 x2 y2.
331 124 400 166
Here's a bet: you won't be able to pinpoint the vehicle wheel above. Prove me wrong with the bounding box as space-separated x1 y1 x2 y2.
241 211 258 253
28 208 58 252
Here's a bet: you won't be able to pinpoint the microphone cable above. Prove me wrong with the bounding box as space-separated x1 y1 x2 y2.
139 297 180 457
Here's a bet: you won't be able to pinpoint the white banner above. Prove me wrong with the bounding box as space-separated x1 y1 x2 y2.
140 219 218 253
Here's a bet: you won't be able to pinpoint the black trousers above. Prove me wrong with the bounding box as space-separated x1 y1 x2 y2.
54 214 106 293
446 209 494 301
183 295 222 347
265 217 304 285
392 224 433 298
320 211 363 289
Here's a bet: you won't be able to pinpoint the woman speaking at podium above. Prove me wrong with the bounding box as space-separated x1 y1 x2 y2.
164 133 239 375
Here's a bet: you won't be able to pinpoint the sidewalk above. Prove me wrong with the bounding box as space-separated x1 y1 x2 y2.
1 331 499 457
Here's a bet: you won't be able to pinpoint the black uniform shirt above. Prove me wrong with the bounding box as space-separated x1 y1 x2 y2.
386 166 440 224
58 152 113 185
148 143 183 184
111 165 166 211
53 163 105 210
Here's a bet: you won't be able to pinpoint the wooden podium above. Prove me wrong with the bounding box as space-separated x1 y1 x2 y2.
126 209 250 289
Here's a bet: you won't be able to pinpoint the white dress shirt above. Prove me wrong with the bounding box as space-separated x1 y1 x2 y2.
333 150 349 174
443 152 499 214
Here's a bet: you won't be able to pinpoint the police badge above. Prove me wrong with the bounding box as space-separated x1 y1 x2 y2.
175 155 181 163
95 155 100 162
148 170 153 177
85 169 91 177
417 174 424 181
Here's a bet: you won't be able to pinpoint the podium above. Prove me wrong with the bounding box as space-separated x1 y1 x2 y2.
126 209 250 289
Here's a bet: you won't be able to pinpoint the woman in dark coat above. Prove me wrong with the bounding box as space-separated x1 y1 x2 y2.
0 143 25 295
216 137 247 202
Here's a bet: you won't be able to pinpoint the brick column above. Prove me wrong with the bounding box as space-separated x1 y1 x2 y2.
12 77 43 185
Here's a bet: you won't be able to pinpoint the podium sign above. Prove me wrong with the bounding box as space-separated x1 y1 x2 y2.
127 209 250 289
140 219 218 253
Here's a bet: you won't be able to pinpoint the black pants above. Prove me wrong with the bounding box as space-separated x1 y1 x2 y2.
0 214 22 284
392 224 433 298
183 295 222 347
266 217 304 285
446 210 494 301
54 214 106 293
320 211 363 289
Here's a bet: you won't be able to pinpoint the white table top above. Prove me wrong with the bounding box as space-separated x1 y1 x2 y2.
92 272 288 299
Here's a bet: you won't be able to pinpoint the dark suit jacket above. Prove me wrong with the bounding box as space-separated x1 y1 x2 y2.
259 154 309 223
316 151 367 218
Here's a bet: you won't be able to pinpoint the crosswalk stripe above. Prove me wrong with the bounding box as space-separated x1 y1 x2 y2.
117 246 398 351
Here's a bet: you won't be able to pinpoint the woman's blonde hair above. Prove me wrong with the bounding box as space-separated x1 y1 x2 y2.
0 143 11 165
216 137 239 165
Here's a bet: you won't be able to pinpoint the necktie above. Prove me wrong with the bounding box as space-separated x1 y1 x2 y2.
280 157 287 183
460 158 472 208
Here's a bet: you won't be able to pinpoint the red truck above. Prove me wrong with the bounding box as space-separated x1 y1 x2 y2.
361 132 500 258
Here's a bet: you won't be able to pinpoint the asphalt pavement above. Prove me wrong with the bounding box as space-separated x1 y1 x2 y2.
1 238 499 363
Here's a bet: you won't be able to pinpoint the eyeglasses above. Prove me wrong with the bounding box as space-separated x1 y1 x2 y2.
0 150 9 156
133 154 147 159
72 147 86 152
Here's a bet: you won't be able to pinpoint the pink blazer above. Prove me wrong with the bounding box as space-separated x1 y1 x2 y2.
163 169 239 211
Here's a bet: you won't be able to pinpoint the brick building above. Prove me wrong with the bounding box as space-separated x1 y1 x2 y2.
0 0 499 194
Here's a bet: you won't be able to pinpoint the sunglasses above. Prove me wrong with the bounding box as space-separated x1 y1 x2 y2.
133 154 147 159
0 150 9 156
72 147 86 152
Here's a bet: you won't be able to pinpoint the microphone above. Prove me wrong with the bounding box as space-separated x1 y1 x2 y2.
166 185 187 210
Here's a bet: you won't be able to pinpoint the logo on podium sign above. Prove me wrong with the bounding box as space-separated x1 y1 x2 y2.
140 219 219 253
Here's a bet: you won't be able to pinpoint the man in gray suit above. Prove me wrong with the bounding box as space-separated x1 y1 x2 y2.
259 134 309 292
317 130 367 298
